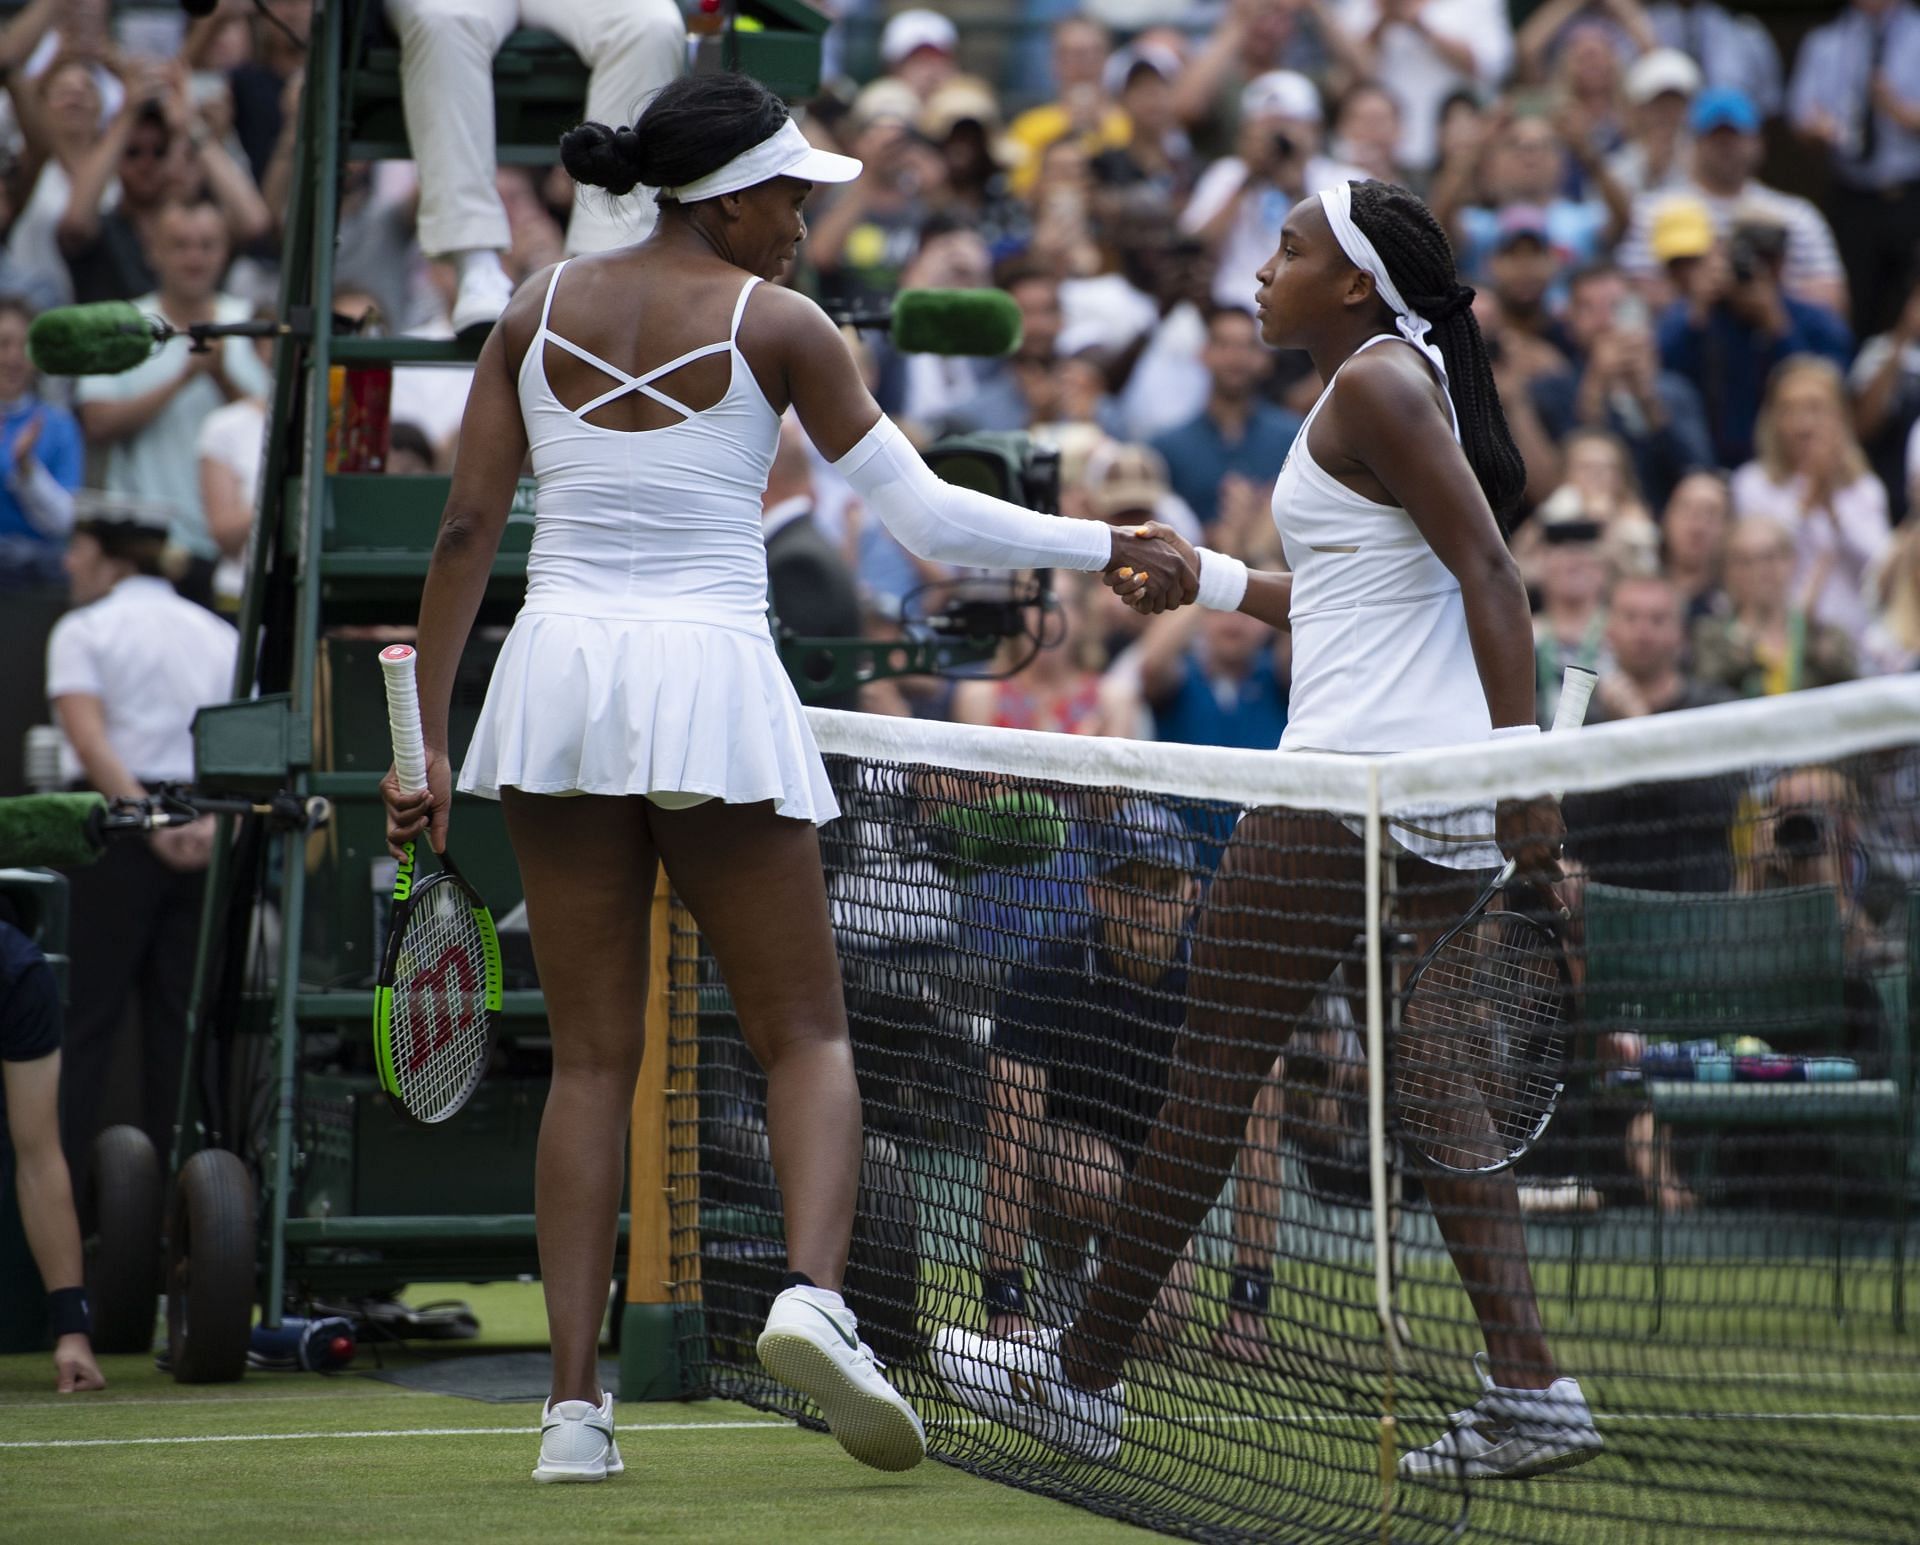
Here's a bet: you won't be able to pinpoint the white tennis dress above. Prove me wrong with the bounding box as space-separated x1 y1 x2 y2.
457 260 840 823
1272 332 1498 868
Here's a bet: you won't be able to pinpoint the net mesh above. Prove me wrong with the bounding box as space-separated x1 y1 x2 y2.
669 679 1920 1544
383 874 491 1121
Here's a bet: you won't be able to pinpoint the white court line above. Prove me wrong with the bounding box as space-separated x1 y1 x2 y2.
9 1411 1920 1452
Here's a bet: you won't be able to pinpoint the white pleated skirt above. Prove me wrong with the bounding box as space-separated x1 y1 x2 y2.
456 609 840 825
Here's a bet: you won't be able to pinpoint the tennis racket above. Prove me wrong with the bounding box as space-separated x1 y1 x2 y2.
1392 666 1596 1175
372 644 502 1124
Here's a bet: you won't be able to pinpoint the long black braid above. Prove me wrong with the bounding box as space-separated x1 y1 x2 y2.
1347 180 1527 524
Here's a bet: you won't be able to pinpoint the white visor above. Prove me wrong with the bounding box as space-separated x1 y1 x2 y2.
661 119 863 203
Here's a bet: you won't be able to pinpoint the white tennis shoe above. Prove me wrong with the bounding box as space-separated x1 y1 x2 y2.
930 1325 1124 1464
1398 1355 1602 1481
532 1390 624 1483
756 1285 926 1472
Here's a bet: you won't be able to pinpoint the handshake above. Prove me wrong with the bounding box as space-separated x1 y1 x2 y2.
1102 523 1202 615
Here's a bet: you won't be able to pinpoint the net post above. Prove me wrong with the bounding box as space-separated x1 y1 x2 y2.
1363 764 1398 1524
619 867 695 1399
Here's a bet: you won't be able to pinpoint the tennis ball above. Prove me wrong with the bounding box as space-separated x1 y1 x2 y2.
1730 1036 1771 1057
735 15 765 30
936 789 1068 870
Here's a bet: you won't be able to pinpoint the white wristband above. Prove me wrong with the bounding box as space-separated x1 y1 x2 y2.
1489 724 1542 740
1194 548 1250 612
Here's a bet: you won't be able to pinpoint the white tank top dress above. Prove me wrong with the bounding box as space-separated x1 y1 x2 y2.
1272 332 1498 870
456 261 840 824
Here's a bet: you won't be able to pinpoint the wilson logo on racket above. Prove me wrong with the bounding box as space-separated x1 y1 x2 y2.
406 944 481 1074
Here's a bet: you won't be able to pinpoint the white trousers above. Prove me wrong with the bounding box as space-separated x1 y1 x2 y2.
383 0 684 257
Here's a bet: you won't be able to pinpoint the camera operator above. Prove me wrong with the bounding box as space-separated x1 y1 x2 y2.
1658 217 1854 466
1180 71 1362 309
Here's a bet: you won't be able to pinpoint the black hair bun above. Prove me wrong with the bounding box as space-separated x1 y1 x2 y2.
559 119 644 196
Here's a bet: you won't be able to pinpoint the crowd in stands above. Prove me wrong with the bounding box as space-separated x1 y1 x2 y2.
1 0 1916 776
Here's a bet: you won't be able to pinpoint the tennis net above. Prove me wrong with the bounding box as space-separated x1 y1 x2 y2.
670 676 1920 1543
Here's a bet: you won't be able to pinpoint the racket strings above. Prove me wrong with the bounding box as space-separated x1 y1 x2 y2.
1396 912 1567 1171
387 880 492 1121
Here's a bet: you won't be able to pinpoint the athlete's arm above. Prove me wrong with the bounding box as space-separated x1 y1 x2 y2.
981 1052 1046 1337
758 288 1194 607
1319 350 1535 732
391 271 537 854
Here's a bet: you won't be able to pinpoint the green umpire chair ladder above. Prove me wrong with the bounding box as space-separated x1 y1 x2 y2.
177 0 825 1385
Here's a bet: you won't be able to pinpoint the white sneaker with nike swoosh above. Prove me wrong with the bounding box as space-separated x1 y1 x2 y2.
929 1325 1124 1464
1398 1355 1603 1480
532 1390 623 1482
756 1285 926 1472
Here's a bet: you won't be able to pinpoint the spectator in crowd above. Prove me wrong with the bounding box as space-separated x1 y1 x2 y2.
46 513 237 1197
1335 0 1515 175
1173 0 1359 161
875 8 959 104
1660 468 1732 622
1024 139 1104 281
1091 43 1191 204
1328 80 1407 187
1132 603 1288 750
387 420 436 475
1864 519 1920 672
1515 0 1654 85
215 0 309 186
0 0 122 137
1657 209 1853 468
1007 17 1129 197
1789 0 1920 339
1730 356 1892 642
1151 305 1302 530
1644 0 1784 116
1848 271 1920 522
0 296 81 589
74 197 273 608
1590 570 1734 719
763 416 863 713
953 574 1131 736
1181 71 1359 308
1 910 105 1393
1077 439 1202 545
809 84 939 309
1532 509 1615 722
1436 108 1629 283
5 55 110 309
1608 47 1703 198
1547 21 1637 183
195 315 275 615
1115 232 1216 444
1557 426 1658 537
59 60 270 307
920 78 1028 259
1531 262 1713 508
1693 515 1860 695
380 0 685 335
1473 208 1573 357
1619 88 1849 313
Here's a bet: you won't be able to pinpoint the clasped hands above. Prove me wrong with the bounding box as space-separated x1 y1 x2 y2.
1103 522 1200 615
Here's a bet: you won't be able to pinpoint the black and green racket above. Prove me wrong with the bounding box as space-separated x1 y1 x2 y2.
373 644 501 1123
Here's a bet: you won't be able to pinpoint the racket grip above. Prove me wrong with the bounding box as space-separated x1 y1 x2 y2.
379 644 429 795
1552 665 1597 733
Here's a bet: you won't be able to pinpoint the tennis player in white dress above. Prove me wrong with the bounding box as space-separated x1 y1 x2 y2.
934 180 1604 1482
380 72 1195 1484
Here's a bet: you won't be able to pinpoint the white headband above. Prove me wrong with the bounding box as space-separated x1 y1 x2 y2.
1315 180 1456 407
660 118 862 203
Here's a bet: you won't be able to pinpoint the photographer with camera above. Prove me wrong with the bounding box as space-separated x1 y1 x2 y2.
1655 209 1853 467
1180 72 1362 309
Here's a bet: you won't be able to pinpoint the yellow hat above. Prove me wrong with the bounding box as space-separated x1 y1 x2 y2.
1650 196 1714 264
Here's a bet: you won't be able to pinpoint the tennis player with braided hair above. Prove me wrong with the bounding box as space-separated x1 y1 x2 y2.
379 72 1194 1484
934 180 1603 1480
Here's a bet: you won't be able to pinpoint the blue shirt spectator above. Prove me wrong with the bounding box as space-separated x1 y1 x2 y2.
1645 2 1784 117
0 300 82 587
1150 306 1301 528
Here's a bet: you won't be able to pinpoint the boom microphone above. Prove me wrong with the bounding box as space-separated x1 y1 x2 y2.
826 289 1024 358
27 302 167 376
0 794 107 869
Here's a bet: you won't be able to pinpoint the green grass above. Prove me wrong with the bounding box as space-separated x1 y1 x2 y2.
0 1282 1143 1545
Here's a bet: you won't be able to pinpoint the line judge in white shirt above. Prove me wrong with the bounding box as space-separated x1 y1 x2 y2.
44 512 237 1198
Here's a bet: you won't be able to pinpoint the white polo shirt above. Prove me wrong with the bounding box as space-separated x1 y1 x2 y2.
44 576 238 786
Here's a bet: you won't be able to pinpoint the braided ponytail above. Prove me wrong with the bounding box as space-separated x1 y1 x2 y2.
1347 180 1527 524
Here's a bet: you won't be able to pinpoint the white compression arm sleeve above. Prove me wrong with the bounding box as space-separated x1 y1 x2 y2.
831 415 1114 573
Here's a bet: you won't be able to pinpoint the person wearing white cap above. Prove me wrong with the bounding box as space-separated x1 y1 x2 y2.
877 7 959 101
381 0 686 337
381 71 1196 1486
1181 71 1366 307
1608 47 1705 197
933 177 1603 1482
